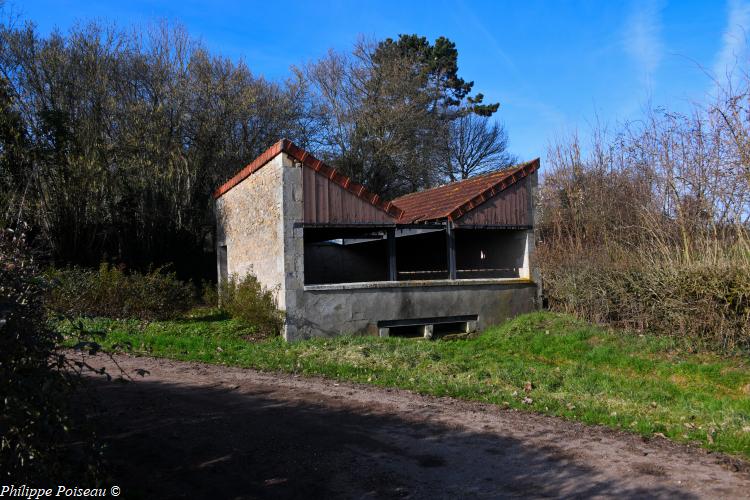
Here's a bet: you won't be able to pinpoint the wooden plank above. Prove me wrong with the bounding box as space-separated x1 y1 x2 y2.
330 179 342 223
303 167 315 222
303 167 398 224
526 175 534 225
456 177 531 227
322 174 330 222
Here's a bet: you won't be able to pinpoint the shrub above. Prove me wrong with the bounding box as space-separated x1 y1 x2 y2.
539 245 750 351
537 98 750 352
219 273 284 337
0 227 100 481
47 264 194 320
201 279 220 308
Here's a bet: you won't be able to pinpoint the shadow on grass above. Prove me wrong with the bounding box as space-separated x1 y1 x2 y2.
77 374 697 500
174 311 232 323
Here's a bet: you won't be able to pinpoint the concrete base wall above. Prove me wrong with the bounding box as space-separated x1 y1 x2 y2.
284 280 538 340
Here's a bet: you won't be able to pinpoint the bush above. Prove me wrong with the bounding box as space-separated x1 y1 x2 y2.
219 273 284 337
537 99 750 352
0 227 100 481
201 280 220 308
48 264 194 320
539 247 750 351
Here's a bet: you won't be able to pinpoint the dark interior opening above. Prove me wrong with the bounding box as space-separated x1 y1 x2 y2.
303 226 527 285
454 228 526 279
433 322 468 336
304 227 388 285
386 321 472 339
218 245 228 284
395 228 448 281
387 325 425 338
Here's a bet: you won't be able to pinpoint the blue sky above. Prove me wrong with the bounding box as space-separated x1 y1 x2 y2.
12 0 750 162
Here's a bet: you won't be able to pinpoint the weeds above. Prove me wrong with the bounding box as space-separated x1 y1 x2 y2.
215 273 284 338
538 98 750 350
1 227 103 482
47 264 194 320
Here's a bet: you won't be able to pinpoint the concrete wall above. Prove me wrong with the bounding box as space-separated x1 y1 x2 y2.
281 153 305 317
215 155 285 303
289 280 538 339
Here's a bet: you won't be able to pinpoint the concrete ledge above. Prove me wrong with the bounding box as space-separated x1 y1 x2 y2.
303 278 534 291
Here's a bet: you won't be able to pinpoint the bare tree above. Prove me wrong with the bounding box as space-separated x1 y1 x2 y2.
447 114 516 180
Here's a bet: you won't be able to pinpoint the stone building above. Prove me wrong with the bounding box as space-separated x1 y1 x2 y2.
214 139 540 341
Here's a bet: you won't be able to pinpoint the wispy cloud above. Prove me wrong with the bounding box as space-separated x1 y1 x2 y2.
713 0 750 91
454 0 522 83
623 0 664 88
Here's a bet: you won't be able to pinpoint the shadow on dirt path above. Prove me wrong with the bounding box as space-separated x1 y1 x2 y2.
75 354 749 499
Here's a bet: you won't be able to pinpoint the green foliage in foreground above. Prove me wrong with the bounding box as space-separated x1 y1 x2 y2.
216 274 284 337
2 228 101 482
57 311 750 459
47 264 194 320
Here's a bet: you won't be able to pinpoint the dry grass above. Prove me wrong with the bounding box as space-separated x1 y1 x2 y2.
538 239 750 351
537 93 750 351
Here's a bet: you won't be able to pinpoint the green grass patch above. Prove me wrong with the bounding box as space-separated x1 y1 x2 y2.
57 310 750 459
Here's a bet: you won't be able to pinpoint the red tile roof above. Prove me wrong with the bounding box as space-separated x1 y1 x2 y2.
213 140 539 223
392 159 540 222
213 139 404 219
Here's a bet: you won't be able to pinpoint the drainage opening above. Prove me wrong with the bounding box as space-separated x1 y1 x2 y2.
378 315 478 339
388 325 426 338
433 322 469 336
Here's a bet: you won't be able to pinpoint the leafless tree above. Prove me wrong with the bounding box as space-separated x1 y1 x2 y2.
446 113 516 180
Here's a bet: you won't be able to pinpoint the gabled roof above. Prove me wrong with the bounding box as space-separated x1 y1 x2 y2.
392 159 540 222
213 140 539 224
213 139 404 219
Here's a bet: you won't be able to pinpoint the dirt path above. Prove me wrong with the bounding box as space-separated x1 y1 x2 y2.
76 353 750 499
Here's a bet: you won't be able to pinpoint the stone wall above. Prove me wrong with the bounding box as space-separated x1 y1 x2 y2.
215 155 286 302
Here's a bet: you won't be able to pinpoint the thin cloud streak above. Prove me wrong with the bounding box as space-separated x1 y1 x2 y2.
713 0 750 92
623 0 664 88
454 0 522 82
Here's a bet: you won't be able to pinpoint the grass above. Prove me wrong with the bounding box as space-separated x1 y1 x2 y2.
56 310 750 460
